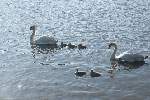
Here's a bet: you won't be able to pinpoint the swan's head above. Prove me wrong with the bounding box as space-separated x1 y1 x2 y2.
108 42 116 49
30 26 35 30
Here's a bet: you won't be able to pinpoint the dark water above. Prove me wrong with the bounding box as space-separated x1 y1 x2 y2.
1 0 150 100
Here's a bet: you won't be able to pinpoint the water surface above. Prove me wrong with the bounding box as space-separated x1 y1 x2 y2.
0 0 150 100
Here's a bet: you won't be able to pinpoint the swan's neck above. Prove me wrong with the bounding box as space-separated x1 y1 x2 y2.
30 29 35 44
111 44 117 60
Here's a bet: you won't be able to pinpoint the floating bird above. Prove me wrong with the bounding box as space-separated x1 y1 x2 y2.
75 69 86 76
90 69 101 77
30 26 58 45
78 44 87 49
108 42 148 62
60 42 67 48
68 43 77 49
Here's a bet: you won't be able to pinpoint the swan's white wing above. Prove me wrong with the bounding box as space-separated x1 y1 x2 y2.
116 51 144 62
35 36 57 45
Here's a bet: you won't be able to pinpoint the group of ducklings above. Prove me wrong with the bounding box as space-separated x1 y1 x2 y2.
75 69 101 77
60 42 87 49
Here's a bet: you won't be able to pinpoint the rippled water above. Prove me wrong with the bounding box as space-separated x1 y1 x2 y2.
1 0 150 100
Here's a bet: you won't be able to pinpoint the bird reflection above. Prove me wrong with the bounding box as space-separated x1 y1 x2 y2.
108 60 147 78
31 44 59 58
110 60 147 69
110 59 146 69
118 61 146 69
108 60 117 78
110 60 117 70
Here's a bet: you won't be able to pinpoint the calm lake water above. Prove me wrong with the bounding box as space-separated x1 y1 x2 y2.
1 0 150 100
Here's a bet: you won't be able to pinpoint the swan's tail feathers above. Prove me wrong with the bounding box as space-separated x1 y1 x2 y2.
144 56 148 59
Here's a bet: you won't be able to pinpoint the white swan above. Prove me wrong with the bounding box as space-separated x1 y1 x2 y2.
30 26 58 45
108 42 148 62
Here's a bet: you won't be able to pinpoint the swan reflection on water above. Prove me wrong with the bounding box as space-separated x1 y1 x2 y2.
110 60 147 70
118 61 147 69
108 60 148 78
31 44 59 58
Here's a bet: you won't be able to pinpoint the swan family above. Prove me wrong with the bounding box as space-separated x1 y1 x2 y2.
30 26 87 49
30 26 148 63
30 26 148 75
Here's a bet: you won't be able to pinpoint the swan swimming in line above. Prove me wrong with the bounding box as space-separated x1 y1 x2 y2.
75 69 86 76
108 42 148 62
30 26 58 45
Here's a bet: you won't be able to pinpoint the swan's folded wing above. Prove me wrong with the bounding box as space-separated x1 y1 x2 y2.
35 36 57 44
116 51 144 62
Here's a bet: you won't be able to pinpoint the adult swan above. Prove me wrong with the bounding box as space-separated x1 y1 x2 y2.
108 42 148 62
30 26 58 45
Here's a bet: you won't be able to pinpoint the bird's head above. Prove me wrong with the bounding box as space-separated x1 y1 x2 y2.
30 26 35 30
108 42 116 49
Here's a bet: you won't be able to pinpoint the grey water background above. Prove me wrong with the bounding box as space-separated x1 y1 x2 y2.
1 0 150 100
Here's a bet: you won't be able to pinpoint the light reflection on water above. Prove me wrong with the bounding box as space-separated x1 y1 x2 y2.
1 0 150 100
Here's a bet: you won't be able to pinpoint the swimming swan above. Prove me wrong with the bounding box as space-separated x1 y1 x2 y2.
108 42 148 62
75 69 86 76
90 69 101 77
30 26 58 45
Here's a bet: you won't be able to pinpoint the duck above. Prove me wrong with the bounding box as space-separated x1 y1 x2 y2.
90 69 101 77
108 42 148 62
75 69 86 76
78 44 87 49
68 43 77 49
30 26 58 45
60 42 67 48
